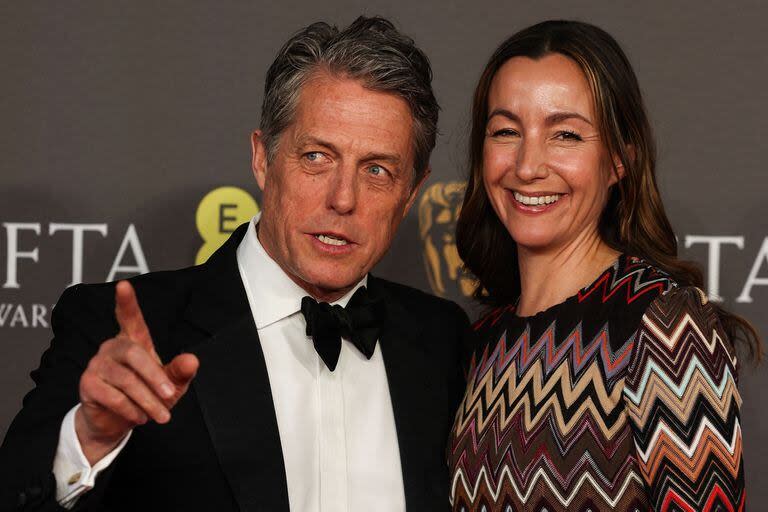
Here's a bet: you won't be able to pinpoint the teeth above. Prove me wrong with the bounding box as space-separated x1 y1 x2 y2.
513 191 562 206
316 234 348 246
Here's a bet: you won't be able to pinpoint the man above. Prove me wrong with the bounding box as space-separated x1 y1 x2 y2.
0 16 469 511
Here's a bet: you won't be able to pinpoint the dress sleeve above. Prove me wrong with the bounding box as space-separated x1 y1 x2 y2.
622 286 745 511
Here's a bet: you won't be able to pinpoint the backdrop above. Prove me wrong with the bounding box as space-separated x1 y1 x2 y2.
2 0 766 504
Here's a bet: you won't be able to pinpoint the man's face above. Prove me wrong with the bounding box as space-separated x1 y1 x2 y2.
252 72 425 301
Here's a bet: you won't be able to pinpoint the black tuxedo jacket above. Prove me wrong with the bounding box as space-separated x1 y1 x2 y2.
0 223 470 511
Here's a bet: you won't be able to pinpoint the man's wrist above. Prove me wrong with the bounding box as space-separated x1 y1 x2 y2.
74 407 126 466
55 404 133 507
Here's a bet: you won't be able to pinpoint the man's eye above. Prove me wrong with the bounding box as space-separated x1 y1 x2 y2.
368 164 389 177
304 151 325 162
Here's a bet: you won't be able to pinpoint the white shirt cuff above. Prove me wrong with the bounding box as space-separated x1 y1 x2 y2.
52 404 132 509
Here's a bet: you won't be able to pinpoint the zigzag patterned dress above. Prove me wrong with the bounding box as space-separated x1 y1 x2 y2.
448 255 745 511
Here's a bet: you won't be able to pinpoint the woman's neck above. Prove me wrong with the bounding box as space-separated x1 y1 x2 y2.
515 231 620 317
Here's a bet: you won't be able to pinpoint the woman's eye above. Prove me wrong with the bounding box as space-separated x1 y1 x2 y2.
555 130 583 141
490 128 519 137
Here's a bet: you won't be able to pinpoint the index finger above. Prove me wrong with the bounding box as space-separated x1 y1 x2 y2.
115 281 155 353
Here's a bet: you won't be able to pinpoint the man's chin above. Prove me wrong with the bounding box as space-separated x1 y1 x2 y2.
297 269 367 301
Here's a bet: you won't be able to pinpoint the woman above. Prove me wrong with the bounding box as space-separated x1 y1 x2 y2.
449 20 759 511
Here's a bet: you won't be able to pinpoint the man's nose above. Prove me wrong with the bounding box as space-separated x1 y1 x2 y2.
327 166 358 214
514 138 549 182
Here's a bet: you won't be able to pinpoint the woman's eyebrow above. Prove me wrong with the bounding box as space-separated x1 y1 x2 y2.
546 111 593 126
487 108 521 123
487 109 593 126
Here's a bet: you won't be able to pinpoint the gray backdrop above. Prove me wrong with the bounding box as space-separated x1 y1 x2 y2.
2 0 766 505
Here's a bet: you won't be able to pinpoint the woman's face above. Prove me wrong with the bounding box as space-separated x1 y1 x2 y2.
482 53 620 254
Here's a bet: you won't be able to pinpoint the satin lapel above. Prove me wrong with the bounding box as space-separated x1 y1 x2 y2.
369 277 439 508
182 223 289 511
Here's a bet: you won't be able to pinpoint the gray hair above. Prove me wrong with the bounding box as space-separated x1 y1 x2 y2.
259 16 439 185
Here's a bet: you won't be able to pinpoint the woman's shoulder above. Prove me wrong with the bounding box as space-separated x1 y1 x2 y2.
546 253 677 332
623 267 740 378
608 256 720 324
590 253 678 304
641 284 727 346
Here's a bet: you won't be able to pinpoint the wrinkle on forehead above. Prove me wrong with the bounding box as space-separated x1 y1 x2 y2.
290 71 415 161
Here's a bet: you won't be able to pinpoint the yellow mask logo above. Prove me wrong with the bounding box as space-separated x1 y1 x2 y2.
418 181 475 298
195 186 260 264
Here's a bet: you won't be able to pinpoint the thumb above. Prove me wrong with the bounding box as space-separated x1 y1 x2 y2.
164 353 199 388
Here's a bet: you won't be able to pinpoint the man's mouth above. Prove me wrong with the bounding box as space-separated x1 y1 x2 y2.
313 233 351 246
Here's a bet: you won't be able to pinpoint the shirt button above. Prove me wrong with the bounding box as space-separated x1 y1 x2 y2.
68 472 82 485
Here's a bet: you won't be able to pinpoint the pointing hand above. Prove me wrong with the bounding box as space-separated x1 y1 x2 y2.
75 281 199 464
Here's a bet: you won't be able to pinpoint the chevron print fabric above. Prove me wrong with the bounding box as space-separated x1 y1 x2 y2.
448 255 745 511
624 286 744 511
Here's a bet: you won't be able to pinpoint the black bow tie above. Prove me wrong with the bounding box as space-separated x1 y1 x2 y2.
300 286 384 371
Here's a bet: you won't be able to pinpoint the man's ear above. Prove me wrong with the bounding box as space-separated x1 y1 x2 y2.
251 130 268 191
403 166 431 219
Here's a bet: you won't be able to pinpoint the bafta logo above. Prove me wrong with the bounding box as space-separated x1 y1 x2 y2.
418 182 475 299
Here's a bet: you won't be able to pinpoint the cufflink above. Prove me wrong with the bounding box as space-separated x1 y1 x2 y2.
67 472 82 485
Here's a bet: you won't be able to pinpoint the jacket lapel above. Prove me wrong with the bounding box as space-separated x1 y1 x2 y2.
181 223 290 511
369 277 442 509
175 231 447 510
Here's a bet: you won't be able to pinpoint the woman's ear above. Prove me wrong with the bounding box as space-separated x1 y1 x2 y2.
611 144 635 182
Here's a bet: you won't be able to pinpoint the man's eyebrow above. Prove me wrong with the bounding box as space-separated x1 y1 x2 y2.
295 135 340 154
487 108 593 126
360 152 402 165
296 135 402 165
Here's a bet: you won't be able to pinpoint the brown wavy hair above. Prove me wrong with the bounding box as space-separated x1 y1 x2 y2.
455 20 762 361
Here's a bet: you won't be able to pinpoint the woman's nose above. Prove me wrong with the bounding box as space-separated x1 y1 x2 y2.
514 139 549 181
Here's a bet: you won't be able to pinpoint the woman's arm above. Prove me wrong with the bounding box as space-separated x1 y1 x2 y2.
623 286 745 511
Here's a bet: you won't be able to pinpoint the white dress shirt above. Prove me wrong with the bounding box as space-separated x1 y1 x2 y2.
52 216 406 511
